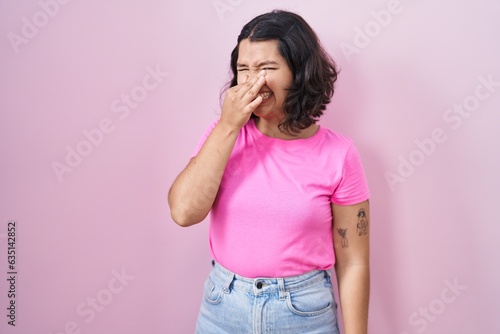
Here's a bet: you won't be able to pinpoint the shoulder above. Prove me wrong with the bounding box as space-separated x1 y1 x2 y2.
318 126 355 152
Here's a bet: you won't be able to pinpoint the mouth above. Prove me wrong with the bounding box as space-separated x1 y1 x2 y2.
258 91 273 100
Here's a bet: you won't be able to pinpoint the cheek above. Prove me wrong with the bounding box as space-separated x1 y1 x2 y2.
266 79 285 97
268 73 292 91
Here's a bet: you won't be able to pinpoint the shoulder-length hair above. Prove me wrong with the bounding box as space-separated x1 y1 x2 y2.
225 10 338 135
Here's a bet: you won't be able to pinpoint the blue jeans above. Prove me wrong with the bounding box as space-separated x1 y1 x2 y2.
195 261 340 334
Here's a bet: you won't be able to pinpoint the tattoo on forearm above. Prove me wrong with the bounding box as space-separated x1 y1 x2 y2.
337 228 349 248
357 208 368 236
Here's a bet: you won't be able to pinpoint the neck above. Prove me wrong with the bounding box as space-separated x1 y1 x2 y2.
254 117 319 140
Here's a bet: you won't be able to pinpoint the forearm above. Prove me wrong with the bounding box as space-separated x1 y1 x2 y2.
169 70 267 226
168 121 239 227
335 263 370 334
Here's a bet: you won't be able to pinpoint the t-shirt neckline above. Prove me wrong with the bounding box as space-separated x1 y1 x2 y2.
248 118 323 144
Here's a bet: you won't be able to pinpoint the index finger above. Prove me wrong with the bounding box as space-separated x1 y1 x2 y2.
234 70 267 94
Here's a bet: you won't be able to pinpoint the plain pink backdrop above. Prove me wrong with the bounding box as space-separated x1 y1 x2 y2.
1 1 499 333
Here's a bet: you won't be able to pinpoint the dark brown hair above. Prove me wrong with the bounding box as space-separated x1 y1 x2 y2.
226 10 338 135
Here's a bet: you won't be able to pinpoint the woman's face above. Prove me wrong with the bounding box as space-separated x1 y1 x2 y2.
236 39 293 121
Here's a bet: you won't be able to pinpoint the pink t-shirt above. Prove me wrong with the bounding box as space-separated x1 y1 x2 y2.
192 118 370 278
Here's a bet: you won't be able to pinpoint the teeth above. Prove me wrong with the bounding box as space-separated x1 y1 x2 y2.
258 91 272 99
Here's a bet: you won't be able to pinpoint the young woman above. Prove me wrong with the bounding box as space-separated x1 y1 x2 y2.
168 10 370 334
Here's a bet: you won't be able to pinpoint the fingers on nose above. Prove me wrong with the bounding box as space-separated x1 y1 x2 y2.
241 70 266 84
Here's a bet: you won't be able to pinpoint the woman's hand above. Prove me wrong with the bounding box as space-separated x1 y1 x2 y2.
220 70 267 130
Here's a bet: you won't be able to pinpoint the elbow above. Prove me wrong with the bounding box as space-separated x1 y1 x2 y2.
168 188 208 227
169 205 205 228
171 212 195 228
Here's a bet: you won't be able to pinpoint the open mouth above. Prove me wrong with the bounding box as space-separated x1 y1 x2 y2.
258 91 273 100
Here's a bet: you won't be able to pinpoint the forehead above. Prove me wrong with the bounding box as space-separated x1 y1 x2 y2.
237 39 284 64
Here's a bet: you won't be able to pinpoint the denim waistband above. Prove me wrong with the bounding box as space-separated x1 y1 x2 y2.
210 260 331 296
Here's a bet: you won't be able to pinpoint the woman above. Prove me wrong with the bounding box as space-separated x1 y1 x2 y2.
168 10 370 334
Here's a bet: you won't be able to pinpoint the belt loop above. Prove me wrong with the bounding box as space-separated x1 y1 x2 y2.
212 260 234 294
278 278 286 301
222 271 234 294
324 270 332 282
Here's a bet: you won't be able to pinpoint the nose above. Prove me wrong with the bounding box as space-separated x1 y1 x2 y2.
240 69 266 84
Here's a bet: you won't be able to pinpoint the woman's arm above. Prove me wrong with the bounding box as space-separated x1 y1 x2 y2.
332 200 370 334
168 71 267 227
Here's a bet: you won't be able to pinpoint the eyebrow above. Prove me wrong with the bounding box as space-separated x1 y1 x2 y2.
236 61 280 68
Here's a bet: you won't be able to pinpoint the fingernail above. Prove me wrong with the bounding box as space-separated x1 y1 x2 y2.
259 70 266 76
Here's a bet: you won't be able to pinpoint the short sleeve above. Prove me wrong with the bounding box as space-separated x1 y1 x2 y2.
330 142 370 205
190 119 220 159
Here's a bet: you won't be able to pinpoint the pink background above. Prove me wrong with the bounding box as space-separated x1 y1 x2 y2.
1 1 499 333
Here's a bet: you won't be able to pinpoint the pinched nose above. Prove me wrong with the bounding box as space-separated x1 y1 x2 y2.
240 70 267 83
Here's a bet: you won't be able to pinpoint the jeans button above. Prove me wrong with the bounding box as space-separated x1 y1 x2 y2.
256 282 263 289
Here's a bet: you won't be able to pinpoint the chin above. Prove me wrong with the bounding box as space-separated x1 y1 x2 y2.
254 109 284 123
254 101 273 115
